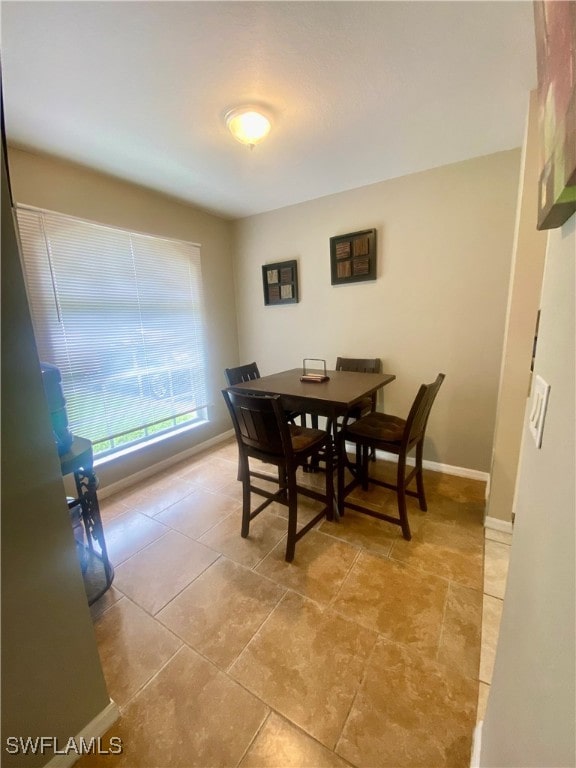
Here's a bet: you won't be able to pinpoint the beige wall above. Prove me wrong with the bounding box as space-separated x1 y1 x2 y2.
486 92 547 524
8 147 238 488
8 147 521 477
233 151 521 472
479 214 575 767
2 143 110 766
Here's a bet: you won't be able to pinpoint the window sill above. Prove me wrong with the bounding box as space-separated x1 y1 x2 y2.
93 417 208 469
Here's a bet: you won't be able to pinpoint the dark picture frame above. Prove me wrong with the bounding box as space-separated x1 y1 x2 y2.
534 0 576 230
262 259 299 305
330 229 377 285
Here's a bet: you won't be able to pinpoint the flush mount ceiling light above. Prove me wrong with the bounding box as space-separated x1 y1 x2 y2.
225 106 272 149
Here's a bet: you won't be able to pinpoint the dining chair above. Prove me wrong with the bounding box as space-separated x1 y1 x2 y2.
335 357 382 420
337 373 445 540
303 356 383 473
332 357 382 464
222 389 334 562
224 362 261 386
225 361 305 426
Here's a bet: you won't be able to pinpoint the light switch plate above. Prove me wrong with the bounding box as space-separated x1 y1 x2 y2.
528 374 551 448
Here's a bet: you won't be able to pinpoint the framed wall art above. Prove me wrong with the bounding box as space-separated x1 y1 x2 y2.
262 259 299 305
330 229 377 285
534 0 576 230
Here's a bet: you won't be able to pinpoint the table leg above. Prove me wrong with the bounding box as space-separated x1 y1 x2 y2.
74 466 114 601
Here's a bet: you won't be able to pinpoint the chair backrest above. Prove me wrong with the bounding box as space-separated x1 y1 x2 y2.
404 373 445 446
224 362 261 386
222 389 290 459
335 357 381 374
336 358 382 412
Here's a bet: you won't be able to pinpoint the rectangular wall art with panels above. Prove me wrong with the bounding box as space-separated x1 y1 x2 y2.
262 260 299 305
330 229 377 285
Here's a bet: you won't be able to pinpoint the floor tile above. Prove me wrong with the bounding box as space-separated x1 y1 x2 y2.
437 582 482 679
483 538 511 598
345 474 418 514
92 597 182 708
76 646 269 768
208 439 239 463
158 557 285 668
155 487 240 540
103 510 168 566
98 493 132 523
424 470 487 503
176 457 237 491
230 591 377 749
341 476 428 538
240 712 351 768
485 527 513 545
390 517 484 588
113 530 219 615
320 508 396 558
89 585 124 621
86 446 487 768
216 477 244 503
479 594 504 684
132 474 197 517
477 682 490 722
425 496 485 537
332 551 448 655
255 530 359 605
199 510 289 568
269 495 330 529
336 636 478 768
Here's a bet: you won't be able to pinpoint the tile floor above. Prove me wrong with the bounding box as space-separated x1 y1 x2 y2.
77 439 487 768
476 527 512 722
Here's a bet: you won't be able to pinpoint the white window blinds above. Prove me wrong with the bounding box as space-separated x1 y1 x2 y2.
16 206 209 458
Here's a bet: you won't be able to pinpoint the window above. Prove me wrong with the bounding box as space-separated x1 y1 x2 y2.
16 206 209 459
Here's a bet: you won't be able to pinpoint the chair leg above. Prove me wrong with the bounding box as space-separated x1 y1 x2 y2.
337 434 346 518
396 454 412 541
285 473 298 562
355 442 362 478
361 444 370 491
415 441 427 511
278 466 288 502
240 460 251 538
325 442 334 521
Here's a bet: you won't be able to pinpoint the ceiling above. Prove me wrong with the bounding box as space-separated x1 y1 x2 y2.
1 1 537 220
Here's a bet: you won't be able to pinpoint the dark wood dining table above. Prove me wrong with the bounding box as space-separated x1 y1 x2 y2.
226 367 396 513
228 368 396 461
226 366 395 435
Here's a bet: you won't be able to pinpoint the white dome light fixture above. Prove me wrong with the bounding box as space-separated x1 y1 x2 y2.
225 106 272 149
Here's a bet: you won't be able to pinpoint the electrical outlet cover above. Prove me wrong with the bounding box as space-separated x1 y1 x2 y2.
528 374 551 448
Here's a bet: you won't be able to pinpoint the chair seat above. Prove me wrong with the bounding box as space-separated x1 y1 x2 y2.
346 412 406 443
289 425 328 453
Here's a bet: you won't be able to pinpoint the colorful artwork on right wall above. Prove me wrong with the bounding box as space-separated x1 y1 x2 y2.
534 0 576 230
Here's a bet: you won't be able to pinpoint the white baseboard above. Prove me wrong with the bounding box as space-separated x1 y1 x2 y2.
97 429 235 499
484 516 514 534
420 458 489 483
99 431 489 499
44 700 119 768
369 447 490 484
470 720 483 767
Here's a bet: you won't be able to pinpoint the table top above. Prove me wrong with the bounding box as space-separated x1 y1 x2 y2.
59 435 94 476
227 367 395 415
